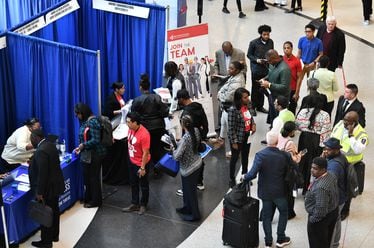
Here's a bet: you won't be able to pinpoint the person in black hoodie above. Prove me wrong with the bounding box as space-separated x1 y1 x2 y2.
132 73 169 173
177 89 208 190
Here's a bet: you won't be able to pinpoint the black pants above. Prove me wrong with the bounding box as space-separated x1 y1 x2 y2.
288 90 297 115
223 0 243 11
307 208 338 248
341 161 365 215
290 0 302 8
251 73 266 109
149 128 167 165
83 152 103 206
325 101 334 117
266 93 278 126
255 0 266 10
181 168 201 220
362 0 372 20
229 132 251 181
41 194 60 244
129 162 150 206
198 160 205 185
298 132 322 193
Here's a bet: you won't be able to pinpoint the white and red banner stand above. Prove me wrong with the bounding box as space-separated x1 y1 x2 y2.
167 23 216 137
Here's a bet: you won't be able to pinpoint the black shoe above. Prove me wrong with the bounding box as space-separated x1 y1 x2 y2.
122 204 140 212
280 3 287 6
285 9 295 13
341 212 349 221
261 140 267 145
176 207 191 215
288 212 296 220
295 6 302 11
276 236 291 247
84 203 99 208
31 241 52 248
272 3 279 6
52 237 59 242
222 7 230 14
254 7 266 11
256 107 268 113
239 12 246 18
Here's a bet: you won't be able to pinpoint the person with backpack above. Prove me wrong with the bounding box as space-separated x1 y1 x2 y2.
321 137 349 248
176 89 208 192
330 111 368 220
73 103 107 208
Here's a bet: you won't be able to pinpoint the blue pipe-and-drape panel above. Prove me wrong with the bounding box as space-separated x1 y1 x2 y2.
5 32 99 151
0 0 65 33
0 42 16 147
78 0 166 101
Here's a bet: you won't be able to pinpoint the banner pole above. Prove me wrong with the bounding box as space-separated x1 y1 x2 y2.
0 184 10 248
97 50 102 115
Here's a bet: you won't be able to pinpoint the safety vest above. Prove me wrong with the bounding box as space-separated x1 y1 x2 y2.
279 109 295 123
331 121 368 164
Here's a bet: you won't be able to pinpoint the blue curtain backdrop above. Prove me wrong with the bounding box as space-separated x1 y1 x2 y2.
0 0 65 32
0 40 16 147
33 0 166 102
5 32 99 151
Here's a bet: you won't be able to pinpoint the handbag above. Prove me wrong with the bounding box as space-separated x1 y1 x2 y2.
223 182 250 207
28 200 53 227
80 149 92 163
155 153 180 177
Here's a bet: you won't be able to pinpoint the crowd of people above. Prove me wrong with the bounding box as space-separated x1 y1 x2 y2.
0 16 369 248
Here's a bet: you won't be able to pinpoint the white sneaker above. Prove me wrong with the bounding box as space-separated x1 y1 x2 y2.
225 151 232 158
363 20 370 25
176 189 183 196
197 184 205 190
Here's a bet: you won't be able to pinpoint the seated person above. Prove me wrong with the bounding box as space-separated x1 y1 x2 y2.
1 117 41 171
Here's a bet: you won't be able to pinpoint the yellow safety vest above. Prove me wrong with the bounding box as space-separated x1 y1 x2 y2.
331 121 368 164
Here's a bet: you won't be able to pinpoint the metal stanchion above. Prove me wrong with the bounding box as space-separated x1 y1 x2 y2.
0 184 10 248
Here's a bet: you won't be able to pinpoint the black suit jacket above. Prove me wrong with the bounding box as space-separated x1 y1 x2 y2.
334 96 366 127
29 140 65 197
103 93 122 120
316 25 346 71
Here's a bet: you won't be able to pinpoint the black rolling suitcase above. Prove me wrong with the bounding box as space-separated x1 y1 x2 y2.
222 183 259 248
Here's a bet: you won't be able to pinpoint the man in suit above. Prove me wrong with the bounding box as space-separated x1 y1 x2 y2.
334 83 366 127
247 25 274 115
29 129 65 248
242 131 291 248
260 49 291 126
212 41 247 130
316 16 346 72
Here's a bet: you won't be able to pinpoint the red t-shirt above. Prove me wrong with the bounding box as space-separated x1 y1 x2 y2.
240 106 253 132
127 125 151 166
283 55 302 91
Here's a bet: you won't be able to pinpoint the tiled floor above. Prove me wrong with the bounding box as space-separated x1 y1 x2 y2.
20 0 373 247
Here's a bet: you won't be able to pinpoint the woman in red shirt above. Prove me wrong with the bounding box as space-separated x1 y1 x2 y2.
227 88 256 188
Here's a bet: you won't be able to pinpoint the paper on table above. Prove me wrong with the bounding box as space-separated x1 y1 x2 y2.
17 183 30 192
15 174 30 184
113 123 129 140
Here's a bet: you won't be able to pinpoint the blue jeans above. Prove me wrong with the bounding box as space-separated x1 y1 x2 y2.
262 197 288 244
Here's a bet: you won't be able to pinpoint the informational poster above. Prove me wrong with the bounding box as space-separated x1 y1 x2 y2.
167 23 216 137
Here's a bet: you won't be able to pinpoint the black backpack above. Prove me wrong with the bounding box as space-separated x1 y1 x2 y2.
97 116 113 147
333 156 359 198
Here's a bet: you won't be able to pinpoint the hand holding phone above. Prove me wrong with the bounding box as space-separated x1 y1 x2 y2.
300 148 308 156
